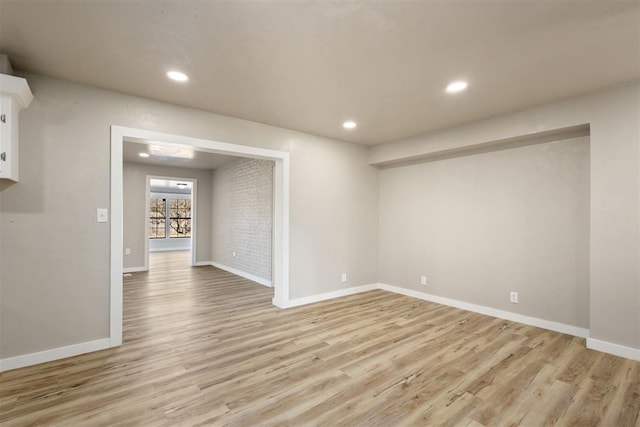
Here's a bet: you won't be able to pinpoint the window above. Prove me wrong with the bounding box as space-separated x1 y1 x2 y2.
149 196 192 239
169 199 192 238
149 198 166 239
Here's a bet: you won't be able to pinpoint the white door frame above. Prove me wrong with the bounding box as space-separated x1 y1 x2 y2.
145 175 197 269
110 125 290 347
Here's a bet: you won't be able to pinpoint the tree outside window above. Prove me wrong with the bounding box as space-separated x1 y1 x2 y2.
170 199 192 238
149 198 166 239
149 197 191 239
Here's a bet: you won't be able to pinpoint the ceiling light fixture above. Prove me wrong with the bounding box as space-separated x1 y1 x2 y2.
138 152 150 158
167 70 189 82
148 144 195 159
446 81 468 93
343 120 357 129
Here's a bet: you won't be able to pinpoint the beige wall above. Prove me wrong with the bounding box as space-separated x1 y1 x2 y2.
372 81 640 350
379 136 590 327
123 162 213 269
0 73 379 358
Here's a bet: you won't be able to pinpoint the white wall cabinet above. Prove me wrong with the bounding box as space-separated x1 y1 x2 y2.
0 74 33 182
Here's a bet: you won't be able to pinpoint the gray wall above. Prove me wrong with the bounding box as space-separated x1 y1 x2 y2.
123 163 211 268
211 158 274 282
371 81 640 350
0 73 379 358
379 136 590 328
0 71 637 361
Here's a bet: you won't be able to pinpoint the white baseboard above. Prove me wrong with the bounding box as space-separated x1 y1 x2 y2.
0 338 111 372
283 283 640 361
376 283 590 338
587 338 640 361
4 283 635 372
283 284 378 308
192 261 212 267
123 266 147 273
210 261 272 287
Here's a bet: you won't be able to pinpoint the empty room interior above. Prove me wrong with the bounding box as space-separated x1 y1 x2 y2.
0 1 639 426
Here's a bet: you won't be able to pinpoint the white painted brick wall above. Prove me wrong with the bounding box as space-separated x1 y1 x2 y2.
211 158 274 281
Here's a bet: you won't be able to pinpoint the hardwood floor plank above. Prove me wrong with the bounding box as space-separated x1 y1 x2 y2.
1 251 638 426
615 361 640 426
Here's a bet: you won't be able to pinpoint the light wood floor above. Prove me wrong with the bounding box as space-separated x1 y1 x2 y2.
1 251 639 426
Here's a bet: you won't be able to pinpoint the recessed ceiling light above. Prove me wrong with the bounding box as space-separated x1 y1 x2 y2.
167 70 189 82
149 144 195 159
343 120 357 129
139 152 150 158
446 81 468 93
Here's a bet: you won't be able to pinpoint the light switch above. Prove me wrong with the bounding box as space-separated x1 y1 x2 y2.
97 208 108 223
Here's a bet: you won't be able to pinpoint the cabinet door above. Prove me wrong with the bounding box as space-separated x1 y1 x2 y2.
0 97 6 174
0 97 11 175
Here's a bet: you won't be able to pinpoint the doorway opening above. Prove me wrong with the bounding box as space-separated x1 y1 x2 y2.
110 126 290 347
146 177 196 269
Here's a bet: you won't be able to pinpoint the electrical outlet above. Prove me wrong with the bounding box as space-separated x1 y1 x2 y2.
341 273 347 283
420 276 427 286
96 208 108 223
232 251 237 257
125 248 131 255
510 291 519 303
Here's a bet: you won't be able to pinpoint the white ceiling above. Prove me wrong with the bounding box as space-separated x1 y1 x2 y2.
123 140 238 170
1 1 639 145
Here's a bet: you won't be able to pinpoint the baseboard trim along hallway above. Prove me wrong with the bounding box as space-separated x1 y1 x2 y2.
209 261 272 287
0 338 111 372
587 337 640 361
